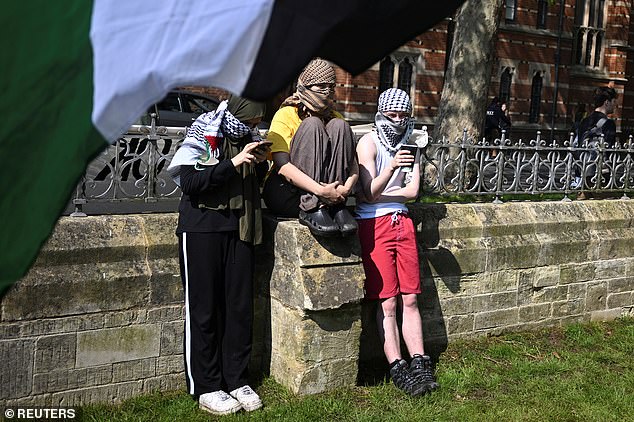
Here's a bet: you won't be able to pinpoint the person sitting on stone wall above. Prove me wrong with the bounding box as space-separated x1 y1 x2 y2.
262 58 358 237
355 88 439 396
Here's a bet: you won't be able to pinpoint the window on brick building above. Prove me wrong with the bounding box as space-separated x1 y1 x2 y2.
574 0 606 68
378 54 417 101
529 72 543 123
537 0 547 29
499 68 512 105
397 58 413 94
505 0 517 22
379 57 394 94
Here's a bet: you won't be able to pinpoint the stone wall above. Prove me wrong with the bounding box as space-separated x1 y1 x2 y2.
1 200 634 406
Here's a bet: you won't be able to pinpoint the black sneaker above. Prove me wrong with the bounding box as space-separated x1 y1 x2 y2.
409 354 439 392
389 359 426 396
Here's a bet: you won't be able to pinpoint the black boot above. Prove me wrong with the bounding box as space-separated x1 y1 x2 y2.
330 205 358 236
298 208 339 237
409 354 440 393
389 359 427 397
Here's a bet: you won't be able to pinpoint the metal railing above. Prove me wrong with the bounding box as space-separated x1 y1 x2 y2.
70 123 634 216
421 129 634 202
70 116 186 216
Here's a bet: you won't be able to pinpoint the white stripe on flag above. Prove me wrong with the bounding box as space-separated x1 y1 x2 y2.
90 0 275 142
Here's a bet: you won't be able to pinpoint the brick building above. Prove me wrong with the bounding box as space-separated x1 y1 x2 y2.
333 0 633 141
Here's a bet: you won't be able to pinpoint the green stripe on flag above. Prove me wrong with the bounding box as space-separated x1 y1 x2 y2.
0 1 106 297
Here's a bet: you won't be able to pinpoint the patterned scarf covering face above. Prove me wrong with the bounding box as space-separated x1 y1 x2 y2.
167 96 266 244
281 58 336 115
375 88 414 152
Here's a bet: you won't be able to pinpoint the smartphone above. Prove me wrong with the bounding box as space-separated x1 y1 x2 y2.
254 140 273 154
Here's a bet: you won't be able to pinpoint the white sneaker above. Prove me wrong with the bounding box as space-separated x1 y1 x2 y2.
229 385 263 412
199 390 242 415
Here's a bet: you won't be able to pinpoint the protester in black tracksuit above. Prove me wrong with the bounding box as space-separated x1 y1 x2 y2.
168 95 268 415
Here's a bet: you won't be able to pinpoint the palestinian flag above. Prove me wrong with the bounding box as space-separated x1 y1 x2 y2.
0 0 464 297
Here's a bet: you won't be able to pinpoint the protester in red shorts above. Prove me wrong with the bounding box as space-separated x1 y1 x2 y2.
355 88 439 396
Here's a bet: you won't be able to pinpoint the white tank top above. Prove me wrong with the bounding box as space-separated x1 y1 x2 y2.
355 131 408 219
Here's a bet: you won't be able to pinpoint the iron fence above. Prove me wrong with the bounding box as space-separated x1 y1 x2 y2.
422 129 634 202
70 122 634 216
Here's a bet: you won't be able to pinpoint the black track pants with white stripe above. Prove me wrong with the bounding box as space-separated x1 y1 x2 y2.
178 231 254 396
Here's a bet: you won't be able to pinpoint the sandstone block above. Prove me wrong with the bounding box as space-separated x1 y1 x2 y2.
156 355 183 376
485 234 540 272
3 262 150 321
160 321 183 356
533 266 560 288
595 260 628 280
551 299 584 317
472 291 517 311
586 282 607 311
146 305 184 323
33 366 112 394
76 325 160 368
590 309 624 321
474 309 518 330
446 315 474 335
51 381 143 407
519 303 551 322
270 264 365 311
112 358 156 383
607 292 633 308
149 258 182 306
143 374 184 393
560 263 595 284
35 334 76 372
607 277 634 294
0 339 34 400
269 299 361 395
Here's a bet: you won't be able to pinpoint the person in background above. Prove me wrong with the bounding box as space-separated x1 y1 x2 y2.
355 88 439 397
484 97 510 157
263 59 358 237
167 95 268 416
575 87 618 199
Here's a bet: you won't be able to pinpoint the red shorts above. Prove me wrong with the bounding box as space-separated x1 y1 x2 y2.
357 212 421 299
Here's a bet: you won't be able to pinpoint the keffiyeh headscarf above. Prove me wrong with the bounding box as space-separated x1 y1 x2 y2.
167 95 266 244
375 88 414 152
281 58 336 115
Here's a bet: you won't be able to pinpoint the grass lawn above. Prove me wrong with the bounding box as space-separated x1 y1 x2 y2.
80 318 634 422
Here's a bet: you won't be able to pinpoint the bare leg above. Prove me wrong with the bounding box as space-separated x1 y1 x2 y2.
377 296 401 363
399 293 425 357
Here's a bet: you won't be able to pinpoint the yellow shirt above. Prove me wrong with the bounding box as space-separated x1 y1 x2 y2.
267 106 344 154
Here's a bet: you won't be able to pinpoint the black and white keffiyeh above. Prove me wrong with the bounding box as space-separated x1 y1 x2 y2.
167 100 261 185
375 88 414 152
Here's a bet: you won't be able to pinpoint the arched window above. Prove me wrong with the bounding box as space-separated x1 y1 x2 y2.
505 0 517 22
499 68 512 105
379 57 394 95
397 58 413 94
537 0 547 29
529 72 543 123
574 0 606 69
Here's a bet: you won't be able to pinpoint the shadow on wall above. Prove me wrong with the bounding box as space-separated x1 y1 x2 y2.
358 204 462 385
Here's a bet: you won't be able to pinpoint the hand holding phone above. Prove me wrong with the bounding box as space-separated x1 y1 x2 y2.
254 140 273 154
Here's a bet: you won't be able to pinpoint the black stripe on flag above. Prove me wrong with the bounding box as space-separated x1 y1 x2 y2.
243 0 466 100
